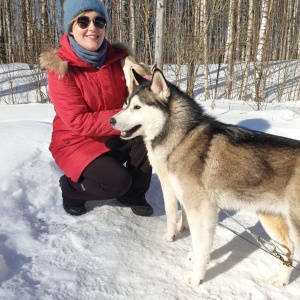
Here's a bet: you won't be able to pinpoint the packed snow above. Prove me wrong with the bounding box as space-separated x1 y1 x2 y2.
0 64 300 299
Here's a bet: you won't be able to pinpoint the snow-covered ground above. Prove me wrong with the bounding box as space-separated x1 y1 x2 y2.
0 64 300 299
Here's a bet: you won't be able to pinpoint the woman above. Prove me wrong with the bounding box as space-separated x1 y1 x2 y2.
39 0 153 217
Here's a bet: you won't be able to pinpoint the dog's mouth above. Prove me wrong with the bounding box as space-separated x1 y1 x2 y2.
120 125 142 138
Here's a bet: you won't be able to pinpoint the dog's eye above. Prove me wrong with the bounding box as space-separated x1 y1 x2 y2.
134 105 141 110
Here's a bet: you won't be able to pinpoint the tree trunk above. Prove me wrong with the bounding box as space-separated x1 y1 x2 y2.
4 1 12 62
129 0 136 53
239 0 254 100
155 0 165 70
201 0 210 99
252 0 271 105
225 0 236 99
0 1 5 63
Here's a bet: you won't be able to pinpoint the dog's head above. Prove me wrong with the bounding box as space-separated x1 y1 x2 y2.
110 69 171 141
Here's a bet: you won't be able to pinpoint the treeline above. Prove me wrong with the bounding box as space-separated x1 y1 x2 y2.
1 0 300 104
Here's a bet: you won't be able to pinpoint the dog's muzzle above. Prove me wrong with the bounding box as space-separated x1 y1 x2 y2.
109 118 141 139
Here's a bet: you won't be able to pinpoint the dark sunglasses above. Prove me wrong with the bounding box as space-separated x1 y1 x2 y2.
76 16 106 29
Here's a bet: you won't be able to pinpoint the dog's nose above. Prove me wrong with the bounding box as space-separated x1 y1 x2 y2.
109 118 116 125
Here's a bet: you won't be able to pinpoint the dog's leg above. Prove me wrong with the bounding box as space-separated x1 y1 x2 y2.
177 206 189 232
287 209 300 267
183 203 218 285
156 165 178 242
286 180 300 272
258 213 294 287
161 180 177 242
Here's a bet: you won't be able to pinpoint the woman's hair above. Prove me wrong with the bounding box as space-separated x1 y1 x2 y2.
69 11 91 30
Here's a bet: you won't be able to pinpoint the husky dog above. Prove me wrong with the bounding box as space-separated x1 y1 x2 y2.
110 69 300 287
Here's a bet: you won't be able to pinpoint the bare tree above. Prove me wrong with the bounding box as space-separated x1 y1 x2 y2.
239 0 254 100
154 0 165 70
0 1 5 63
129 0 136 52
200 0 210 99
137 1 155 64
225 0 236 99
186 0 201 97
252 0 271 104
286 0 295 60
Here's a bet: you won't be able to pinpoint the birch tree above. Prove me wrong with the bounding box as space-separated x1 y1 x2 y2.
225 0 236 99
200 0 210 99
155 0 165 69
40 0 48 47
239 0 254 100
252 0 270 104
23 0 33 64
129 0 136 52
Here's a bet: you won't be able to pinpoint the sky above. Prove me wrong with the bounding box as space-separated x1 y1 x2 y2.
0 65 300 299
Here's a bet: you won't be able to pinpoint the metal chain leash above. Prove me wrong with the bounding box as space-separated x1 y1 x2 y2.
218 208 300 271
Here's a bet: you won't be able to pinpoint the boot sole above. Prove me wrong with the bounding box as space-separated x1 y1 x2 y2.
131 205 153 216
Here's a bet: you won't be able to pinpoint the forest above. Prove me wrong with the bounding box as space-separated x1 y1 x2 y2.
1 0 300 104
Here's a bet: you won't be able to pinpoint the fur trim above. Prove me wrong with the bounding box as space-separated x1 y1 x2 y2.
39 50 68 78
39 43 132 78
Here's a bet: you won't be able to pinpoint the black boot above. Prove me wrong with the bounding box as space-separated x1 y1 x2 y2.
117 198 153 216
131 204 153 216
59 176 87 216
63 203 87 216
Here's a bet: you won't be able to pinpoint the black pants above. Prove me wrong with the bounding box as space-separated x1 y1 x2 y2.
61 136 152 206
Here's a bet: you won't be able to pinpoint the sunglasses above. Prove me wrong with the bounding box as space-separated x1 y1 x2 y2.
76 16 106 29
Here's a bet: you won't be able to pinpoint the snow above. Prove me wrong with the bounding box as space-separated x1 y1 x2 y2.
0 66 300 300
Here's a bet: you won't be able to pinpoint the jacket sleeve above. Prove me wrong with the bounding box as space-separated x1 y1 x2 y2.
48 71 122 137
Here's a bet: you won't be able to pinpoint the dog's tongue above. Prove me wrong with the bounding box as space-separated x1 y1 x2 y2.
121 131 129 137
120 125 141 138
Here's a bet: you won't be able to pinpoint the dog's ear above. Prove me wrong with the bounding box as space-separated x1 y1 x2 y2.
150 69 170 99
132 68 148 86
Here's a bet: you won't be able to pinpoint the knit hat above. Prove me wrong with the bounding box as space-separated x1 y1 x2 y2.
63 0 108 34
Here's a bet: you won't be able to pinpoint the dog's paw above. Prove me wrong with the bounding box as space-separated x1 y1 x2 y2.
162 232 176 242
267 274 289 287
177 211 189 232
183 270 203 286
177 221 188 232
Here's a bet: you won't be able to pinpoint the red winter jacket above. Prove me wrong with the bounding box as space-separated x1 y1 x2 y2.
41 34 128 181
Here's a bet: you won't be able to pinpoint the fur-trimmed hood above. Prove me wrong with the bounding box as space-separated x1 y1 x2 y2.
39 33 134 77
39 50 69 77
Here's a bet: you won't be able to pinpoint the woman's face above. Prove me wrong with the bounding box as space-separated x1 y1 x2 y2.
70 11 106 52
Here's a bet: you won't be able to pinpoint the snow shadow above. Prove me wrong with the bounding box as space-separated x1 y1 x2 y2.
0 234 34 285
206 221 264 282
237 118 271 132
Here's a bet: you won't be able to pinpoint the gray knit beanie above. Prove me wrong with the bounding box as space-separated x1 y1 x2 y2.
63 0 108 34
